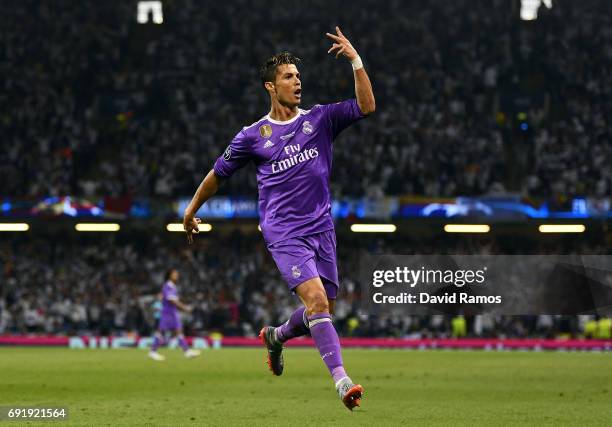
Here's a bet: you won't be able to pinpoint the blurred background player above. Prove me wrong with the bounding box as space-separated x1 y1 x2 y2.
151 292 162 330
149 269 201 361
183 26 375 410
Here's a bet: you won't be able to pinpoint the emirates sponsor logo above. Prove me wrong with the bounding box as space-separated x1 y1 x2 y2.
271 143 319 174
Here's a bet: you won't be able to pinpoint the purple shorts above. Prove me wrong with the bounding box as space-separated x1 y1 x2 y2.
158 313 182 331
267 229 339 299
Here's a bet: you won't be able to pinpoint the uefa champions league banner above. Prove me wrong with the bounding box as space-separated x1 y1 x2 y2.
176 197 259 218
2 195 610 219
175 196 611 220
0 196 152 218
359 255 612 315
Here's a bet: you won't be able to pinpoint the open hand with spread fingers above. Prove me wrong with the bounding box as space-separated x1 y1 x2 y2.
326 26 358 61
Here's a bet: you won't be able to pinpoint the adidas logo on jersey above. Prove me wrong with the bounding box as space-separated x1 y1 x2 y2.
264 140 274 149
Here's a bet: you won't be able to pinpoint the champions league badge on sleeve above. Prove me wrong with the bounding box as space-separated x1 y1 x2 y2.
223 145 232 160
259 124 273 138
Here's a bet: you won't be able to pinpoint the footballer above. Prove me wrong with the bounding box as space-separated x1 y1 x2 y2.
183 27 375 410
149 269 201 361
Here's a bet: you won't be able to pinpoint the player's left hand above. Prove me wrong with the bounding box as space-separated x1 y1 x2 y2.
326 26 358 61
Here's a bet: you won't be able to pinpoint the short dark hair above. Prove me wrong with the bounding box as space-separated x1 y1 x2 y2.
260 51 301 88
165 268 176 281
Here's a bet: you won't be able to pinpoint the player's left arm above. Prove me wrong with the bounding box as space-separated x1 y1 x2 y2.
326 26 375 115
168 296 192 313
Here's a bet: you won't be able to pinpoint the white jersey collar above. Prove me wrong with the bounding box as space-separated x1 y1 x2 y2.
266 110 302 125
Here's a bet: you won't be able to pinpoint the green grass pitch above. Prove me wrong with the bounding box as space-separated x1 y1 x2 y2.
1 347 611 426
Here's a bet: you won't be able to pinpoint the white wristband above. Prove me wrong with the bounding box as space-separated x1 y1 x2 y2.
351 55 363 71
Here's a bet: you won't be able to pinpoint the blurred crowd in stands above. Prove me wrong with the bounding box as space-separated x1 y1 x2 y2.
1 232 610 339
1 0 610 339
1 0 610 199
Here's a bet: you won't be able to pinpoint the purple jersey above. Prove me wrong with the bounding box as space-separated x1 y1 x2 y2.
214 99 365 244
161 280 179 319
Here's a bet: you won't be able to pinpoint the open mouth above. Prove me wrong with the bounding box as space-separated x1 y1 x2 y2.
294 88 302 98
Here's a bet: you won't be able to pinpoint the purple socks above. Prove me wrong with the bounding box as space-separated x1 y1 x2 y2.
177 335 189 352
151 333 163 352
275 306 310 343
151 333 189 352
275 307 348 383
331 366 348 384
307 313 347 383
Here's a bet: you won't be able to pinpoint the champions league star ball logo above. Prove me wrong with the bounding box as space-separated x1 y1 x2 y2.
291 265 301 278
223 145 232 160
302 121 313 135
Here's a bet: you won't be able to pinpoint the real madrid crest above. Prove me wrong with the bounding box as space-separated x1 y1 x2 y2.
259 124 273 138
302 121 313 135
